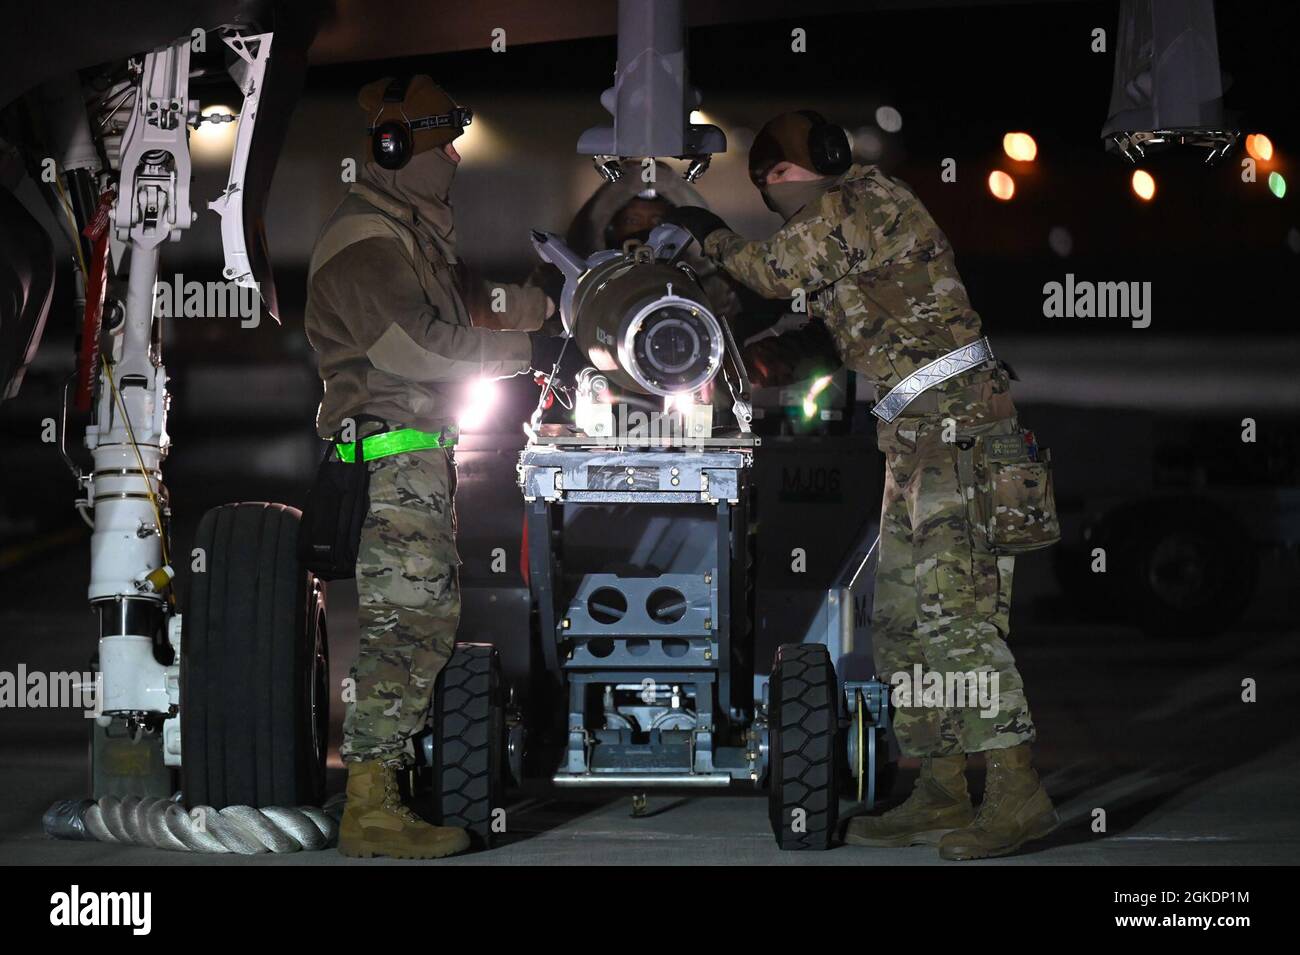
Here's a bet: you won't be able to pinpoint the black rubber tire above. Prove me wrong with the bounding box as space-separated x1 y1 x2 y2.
181 503 328 809
768 643 839 850
430 643 504 848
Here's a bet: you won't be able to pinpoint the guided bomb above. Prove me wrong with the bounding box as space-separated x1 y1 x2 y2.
531 226 727 397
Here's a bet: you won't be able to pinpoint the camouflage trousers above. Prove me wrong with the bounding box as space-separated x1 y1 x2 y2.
340 445 460 766
872 367 1036 757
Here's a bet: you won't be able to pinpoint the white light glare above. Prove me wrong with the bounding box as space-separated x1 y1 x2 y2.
458 378 498 432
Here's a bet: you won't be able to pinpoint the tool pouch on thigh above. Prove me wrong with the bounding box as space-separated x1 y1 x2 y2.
297 438 372 580
958 427 1060 554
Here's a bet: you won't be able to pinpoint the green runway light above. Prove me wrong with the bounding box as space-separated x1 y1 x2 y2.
1268 171 1287 199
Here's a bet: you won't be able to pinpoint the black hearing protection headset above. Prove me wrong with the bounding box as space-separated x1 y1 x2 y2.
368 77 474 170
798 110 853 176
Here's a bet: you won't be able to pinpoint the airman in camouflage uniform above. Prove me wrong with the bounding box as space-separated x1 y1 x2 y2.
305 76 553 859
668 111 1057 860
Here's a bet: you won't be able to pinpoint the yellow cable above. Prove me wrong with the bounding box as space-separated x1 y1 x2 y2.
52 167 89 280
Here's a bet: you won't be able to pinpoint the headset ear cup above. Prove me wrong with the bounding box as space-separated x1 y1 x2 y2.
809 124 852 175
372 121 411 170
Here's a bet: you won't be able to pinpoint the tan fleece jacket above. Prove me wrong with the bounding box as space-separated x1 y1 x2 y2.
305 150 547 437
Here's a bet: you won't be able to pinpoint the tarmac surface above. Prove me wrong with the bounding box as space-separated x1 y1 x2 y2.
1 535 1295 866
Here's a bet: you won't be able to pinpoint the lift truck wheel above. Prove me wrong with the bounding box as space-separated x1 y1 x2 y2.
181 503 329 809
768 643 840 850
839 692 899 810
422 643 505 848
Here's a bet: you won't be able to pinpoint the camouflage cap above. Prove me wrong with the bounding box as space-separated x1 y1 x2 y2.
748 111 818 184
359 75 465 153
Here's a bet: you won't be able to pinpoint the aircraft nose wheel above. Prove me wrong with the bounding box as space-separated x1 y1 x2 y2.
181 503 328 809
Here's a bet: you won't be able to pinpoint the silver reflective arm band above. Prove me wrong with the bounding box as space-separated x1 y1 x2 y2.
870 336 995 423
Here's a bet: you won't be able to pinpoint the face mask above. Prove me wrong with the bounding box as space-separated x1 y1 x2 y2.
398 145 458 202
365 145 458 206
364 145 460 254
762 177 834 220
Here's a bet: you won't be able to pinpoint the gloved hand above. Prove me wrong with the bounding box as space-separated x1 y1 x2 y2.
537 315 566 338
534 262 566 308
529 327 568 373
742 338 797 389
662 206 729 246
742 319 841 389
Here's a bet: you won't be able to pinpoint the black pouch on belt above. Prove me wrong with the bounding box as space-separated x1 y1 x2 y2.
297 427 377 580
958 426 1061 555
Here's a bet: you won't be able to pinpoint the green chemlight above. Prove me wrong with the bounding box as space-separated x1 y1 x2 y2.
1268 171 1287 199
801 374 834 419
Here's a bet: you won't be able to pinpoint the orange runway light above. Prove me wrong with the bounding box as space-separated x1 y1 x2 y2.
1131 169 1156 201
1002 132 1038 162
1245 133 1274 163
988 170 1015 200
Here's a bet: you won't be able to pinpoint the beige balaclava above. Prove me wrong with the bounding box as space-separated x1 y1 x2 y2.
358 75 466 260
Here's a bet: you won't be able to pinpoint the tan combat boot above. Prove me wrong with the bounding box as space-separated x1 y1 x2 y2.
338 760 470 859
844 754 974 847
938 744 1059 861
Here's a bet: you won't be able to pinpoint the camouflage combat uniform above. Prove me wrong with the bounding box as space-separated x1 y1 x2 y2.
346 438 461 764
305 153 545 765
703 162 1035 757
